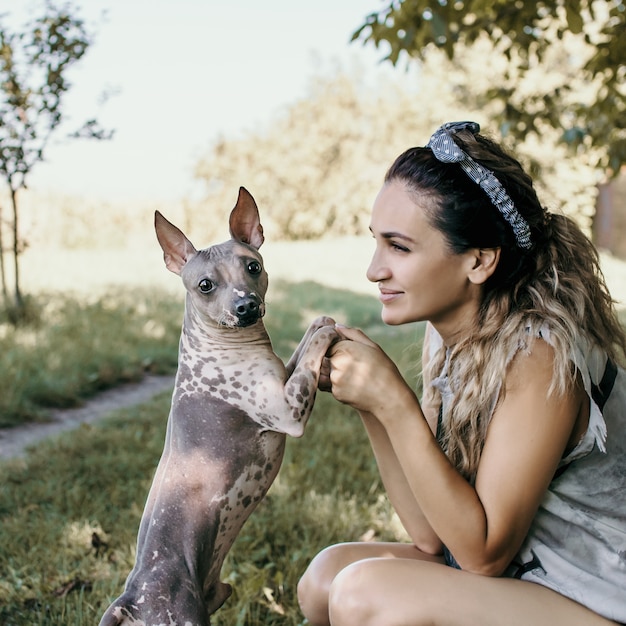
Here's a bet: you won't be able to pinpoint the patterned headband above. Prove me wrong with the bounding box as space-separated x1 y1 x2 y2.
426 121 532 250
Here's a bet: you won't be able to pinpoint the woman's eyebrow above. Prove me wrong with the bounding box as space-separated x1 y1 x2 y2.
369 226 416 243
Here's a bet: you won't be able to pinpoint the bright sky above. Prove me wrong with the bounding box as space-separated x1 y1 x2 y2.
8 0 396 203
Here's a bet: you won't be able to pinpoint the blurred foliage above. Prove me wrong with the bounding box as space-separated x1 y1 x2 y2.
193 70 429 241
193 65 600 242
353 0 626 175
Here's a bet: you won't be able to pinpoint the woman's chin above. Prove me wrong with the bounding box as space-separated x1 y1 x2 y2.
380 310 404 326
381 307 423 326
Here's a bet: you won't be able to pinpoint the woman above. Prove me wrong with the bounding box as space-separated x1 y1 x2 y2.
297 121 626 625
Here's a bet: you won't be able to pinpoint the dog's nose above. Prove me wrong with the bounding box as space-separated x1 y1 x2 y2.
236 300 258 316
234 296 262 326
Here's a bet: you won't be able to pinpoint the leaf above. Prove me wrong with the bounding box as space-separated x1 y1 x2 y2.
262 587 286 615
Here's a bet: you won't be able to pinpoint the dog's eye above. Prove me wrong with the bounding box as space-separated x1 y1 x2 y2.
247 261 262 275
198 278 214 293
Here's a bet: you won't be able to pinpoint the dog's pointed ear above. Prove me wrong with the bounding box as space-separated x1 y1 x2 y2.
154 211 197 275
229 187 264 250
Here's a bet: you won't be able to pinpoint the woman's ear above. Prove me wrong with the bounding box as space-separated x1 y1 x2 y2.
467 248 500 285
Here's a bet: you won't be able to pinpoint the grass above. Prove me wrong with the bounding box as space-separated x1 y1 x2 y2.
0 289 182 428
0 279 425 625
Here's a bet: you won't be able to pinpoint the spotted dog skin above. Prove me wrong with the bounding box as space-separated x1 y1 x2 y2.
99 188 338 626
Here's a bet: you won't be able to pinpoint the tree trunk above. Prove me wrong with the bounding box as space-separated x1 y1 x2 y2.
9 186 23 317
0 202 9 306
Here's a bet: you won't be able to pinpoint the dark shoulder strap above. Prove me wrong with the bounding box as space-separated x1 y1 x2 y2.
436 404 444 444
591 358 617 412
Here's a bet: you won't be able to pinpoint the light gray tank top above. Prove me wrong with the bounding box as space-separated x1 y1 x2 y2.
428 325 626 622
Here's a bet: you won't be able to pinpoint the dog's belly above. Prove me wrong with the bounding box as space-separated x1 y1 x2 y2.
122 392 286 621
201 423 285 589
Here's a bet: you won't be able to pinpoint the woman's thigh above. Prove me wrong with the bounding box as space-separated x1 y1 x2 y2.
327 556 618 626
297 542 445 626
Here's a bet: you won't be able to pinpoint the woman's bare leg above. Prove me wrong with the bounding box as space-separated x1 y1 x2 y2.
324 554 618 626
297 542 445 626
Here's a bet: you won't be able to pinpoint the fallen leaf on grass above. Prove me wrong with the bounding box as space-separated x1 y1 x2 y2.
262 586 285 615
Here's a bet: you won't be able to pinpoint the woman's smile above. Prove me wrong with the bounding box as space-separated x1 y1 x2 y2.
378 286 403 304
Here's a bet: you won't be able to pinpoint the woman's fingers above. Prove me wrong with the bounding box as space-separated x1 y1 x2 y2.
332 325 380 349
318 356 333 392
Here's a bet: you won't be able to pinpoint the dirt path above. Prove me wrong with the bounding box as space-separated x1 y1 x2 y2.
0 374 175 461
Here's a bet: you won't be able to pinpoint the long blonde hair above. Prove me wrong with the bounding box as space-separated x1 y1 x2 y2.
387 129 626 481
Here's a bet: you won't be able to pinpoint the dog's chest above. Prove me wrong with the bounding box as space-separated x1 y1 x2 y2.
176 343 287 414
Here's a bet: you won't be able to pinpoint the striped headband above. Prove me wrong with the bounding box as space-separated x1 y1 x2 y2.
426 121 532 250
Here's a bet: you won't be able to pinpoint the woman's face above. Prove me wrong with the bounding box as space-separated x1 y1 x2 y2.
367 179 482 341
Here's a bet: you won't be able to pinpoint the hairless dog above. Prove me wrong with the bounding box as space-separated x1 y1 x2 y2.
99 187 338 626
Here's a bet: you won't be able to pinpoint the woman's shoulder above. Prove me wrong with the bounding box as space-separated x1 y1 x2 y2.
530 319 625 456
504 333 559 387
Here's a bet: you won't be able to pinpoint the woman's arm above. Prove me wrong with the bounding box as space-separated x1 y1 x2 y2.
328 325 442 553
328 327 585 576
357 409 443 554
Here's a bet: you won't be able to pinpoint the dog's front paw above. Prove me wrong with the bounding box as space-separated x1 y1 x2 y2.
308 315 336 332
311 323 340 350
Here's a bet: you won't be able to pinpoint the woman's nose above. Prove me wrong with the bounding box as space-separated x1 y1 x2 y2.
366 249 389 283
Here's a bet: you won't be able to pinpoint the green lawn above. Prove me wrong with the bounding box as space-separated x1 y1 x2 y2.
0 289 182 428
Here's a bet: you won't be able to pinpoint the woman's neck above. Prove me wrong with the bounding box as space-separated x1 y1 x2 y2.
430 300 480 347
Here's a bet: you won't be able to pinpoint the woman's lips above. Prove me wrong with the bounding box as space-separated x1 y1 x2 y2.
378 288 403 304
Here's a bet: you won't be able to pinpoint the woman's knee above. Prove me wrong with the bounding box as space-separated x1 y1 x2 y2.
327 557 446 626
327 559 383 626
298 544 351 625
297 542 424 625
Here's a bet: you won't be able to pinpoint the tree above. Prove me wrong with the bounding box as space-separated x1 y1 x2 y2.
193 69 435 243
0 1 111 322
352 0 626 175
193 64 597 244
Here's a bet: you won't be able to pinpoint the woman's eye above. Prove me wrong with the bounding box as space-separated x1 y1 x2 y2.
391 242 410 252
247 260 262 275
198 278 214 293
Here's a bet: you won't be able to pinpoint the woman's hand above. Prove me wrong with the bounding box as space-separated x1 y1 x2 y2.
325 325 417 420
